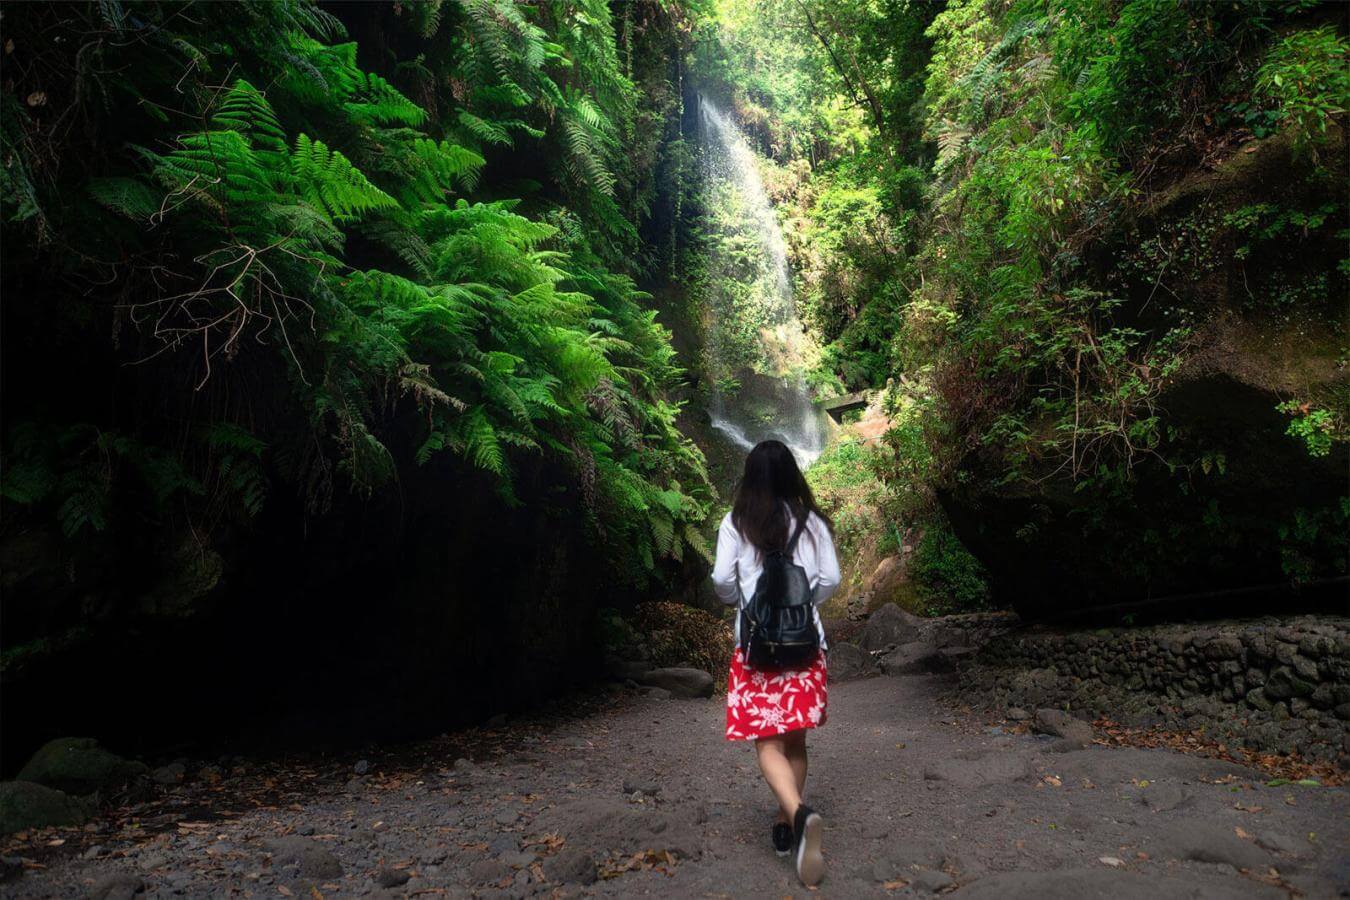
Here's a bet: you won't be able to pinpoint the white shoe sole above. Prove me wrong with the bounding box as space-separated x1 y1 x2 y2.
795 811 824 886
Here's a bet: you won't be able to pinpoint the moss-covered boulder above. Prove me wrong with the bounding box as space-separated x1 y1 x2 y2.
16 737 147 797
0 781 89 833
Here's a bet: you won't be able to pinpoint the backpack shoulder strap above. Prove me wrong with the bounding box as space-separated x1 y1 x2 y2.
785 512 809 558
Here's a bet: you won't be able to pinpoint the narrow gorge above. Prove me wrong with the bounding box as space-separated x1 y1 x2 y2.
1 1 1346 894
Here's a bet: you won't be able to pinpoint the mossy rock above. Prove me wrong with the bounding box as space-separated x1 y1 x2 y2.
0 781 89 833
16 737 147 797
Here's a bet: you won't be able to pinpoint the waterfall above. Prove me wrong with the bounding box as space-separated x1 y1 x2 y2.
697 97 830 468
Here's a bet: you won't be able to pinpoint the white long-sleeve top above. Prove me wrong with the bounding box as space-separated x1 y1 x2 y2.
711 508 841 650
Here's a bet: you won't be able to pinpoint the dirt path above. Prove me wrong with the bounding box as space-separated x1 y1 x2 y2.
8 673 1348 898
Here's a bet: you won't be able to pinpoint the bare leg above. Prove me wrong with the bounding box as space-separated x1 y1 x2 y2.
754 735 802 824
786 729 808 796
770 730 810 824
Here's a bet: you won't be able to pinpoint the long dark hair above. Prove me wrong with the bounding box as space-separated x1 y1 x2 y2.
731 440 833 555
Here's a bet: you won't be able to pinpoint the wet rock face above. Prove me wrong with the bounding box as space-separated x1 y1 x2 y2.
962 616 1350 764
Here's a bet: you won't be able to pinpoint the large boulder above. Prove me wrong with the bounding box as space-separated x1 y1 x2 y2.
879 641 944 676
638 667 714 699
827 643 873 681
0 781 89 833
16 737 147 797
859 603 922 653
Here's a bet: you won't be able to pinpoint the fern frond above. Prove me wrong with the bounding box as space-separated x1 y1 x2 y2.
291 133 398 222
212 79 287 152
87 177 158 220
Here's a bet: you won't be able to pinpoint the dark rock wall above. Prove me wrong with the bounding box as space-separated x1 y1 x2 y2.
962 617 1350 764
0 451 653 774
941 123 1349 617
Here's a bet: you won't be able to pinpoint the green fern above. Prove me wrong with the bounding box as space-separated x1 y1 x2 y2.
291 133 398 221
87 177 159 220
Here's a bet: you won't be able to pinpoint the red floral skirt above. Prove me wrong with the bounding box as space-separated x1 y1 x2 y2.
724 647 828 741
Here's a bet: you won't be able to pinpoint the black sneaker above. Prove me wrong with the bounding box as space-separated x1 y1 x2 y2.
792 804 824 886
771 822 792 857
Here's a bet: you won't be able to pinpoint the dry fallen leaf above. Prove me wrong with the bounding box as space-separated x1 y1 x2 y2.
1235 826 1253 841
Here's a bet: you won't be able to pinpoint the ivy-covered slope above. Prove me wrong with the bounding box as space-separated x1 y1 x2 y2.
693 0 1348 618
0 0 708 761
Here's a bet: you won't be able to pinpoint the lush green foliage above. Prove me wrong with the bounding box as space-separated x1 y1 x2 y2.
910 524 990 616
5 0 1347 625
1 0 711 586
694 0 1347 608
1255 25 1350 149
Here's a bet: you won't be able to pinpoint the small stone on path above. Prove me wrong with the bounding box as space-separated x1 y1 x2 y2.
1032 709 1093 746
375 866 410 888
87 873 146 900
542 847 597 885
262 836 344 880
912 869 955 892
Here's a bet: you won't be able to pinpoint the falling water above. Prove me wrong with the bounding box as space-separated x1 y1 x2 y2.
697 97 830 467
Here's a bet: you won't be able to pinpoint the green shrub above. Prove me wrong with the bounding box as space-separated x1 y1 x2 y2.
912 523 990 615
631 601 734 676
1255 26 1350 149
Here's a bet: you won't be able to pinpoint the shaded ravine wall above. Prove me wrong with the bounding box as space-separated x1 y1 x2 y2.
960 617 1350 764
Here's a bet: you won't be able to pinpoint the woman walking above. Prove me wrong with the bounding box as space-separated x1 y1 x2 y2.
711 439 841 887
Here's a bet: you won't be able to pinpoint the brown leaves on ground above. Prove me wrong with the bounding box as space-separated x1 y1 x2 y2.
1092 716 1345 787
597 848 678 879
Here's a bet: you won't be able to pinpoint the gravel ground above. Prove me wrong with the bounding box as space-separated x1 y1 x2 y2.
5 672 1348 898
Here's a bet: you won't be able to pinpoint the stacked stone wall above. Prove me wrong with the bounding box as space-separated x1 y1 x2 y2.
960 616 1350 764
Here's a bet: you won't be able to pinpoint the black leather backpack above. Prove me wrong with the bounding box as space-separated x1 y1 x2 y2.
739 514 819 670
